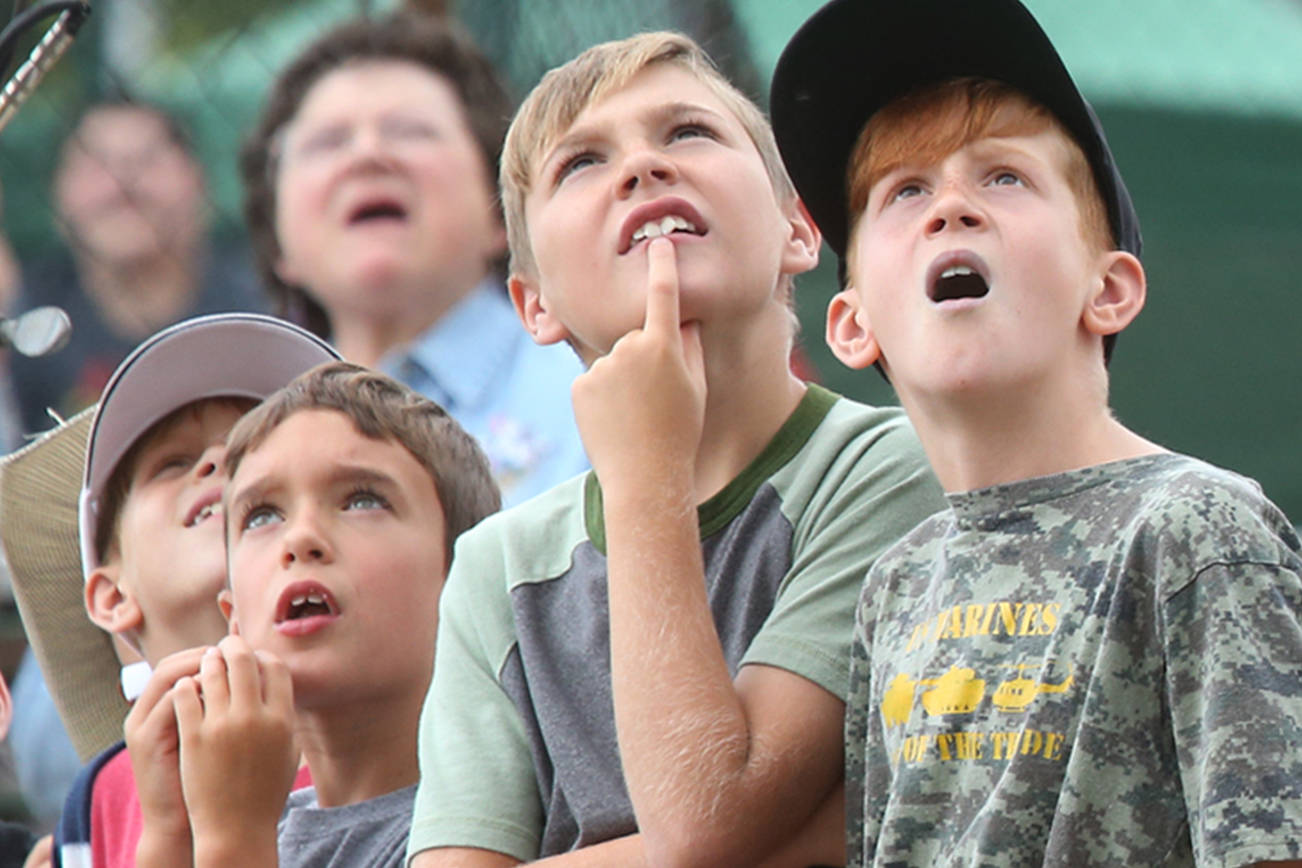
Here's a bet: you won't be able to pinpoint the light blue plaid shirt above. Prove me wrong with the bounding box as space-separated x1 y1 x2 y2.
379 281 588 508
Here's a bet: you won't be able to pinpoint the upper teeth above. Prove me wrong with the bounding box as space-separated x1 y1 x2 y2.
941 266 976 279
190 503 221 526
631 214 697 243
291 593 327 609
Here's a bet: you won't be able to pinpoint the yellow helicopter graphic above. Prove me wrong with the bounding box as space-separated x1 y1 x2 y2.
991 664 1075 712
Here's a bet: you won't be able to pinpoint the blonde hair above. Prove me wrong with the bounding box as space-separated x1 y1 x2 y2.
500 31 796 277
225 362 500 563
846 78 1111 263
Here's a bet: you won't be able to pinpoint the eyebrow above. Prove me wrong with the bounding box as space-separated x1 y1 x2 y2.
965 137 1048 163
541 100 729 173
226 464 401 521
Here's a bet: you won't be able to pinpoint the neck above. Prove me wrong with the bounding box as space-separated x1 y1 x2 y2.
902 367 1163 493
327 277 481 368
690 309 807 503
77 247 200 339
293 688 423 807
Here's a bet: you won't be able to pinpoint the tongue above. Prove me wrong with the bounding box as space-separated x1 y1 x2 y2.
291 601 331 620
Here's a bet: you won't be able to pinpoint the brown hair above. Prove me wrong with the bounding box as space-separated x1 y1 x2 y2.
62 98 197 164
500 31 795 278
96 397 255 562
847 77 1111 259
240 13 512 339
224 362 500 561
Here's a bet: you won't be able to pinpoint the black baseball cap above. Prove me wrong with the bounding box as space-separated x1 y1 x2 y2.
770 0 1142 261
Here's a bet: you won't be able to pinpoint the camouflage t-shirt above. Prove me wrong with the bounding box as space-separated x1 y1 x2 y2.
846 453 1302 868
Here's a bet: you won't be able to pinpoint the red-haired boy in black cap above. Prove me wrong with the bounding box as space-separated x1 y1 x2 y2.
772 0 1302 865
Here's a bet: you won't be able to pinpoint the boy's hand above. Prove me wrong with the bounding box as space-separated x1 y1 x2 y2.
124 646 209 865
572 237 707 493
172 636 297 866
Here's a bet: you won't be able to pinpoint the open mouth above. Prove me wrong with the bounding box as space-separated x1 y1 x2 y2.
186 502 221 527
930 266 990 303
926 253 991 304
185 491 224 528
629 214 703 246
347 197 408 225
275 583 339 624
619 199 709 253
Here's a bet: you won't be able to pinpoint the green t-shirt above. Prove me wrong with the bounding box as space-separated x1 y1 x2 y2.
847 453 1302 867
409 386 944 861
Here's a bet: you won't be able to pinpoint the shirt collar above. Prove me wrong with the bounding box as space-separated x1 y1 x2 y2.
381 280 519 411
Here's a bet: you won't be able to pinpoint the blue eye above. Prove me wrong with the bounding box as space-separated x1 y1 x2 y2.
241 505 281 531
991 171 1024 187
555 151 599 184
890 183 925 204
344 489 388 511
669 122 714 143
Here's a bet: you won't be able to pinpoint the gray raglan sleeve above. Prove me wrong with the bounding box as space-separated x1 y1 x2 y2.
408 526 544 864
742 410 944 700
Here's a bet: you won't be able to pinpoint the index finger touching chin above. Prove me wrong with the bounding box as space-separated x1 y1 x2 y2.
643 236 680 334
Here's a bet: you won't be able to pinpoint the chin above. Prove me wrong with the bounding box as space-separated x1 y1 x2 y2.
347 259 428 301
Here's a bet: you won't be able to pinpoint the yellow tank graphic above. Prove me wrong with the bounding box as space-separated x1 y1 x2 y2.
991 665 1075 712
881 673 918 726
917 666 986 716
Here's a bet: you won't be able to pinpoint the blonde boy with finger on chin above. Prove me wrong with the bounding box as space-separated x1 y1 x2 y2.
771 0 1302 865
407 31 945 868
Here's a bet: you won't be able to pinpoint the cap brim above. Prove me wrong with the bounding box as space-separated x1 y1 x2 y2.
0 409 122 760
771 0 1139 258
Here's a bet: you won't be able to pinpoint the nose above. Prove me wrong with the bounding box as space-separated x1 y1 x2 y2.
357 123 409 165
925 183 985 237
192 441 226 481
617 147 678 198
280 508 333 568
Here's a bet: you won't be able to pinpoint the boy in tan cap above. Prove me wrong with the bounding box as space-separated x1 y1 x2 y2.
1 313 337 867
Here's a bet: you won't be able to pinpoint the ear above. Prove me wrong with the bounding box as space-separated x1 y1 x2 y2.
217 588 239 635
85 564 144 636
508 272 570 347
778 197 822 278
825 287 882 370
1082 250 1146 337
